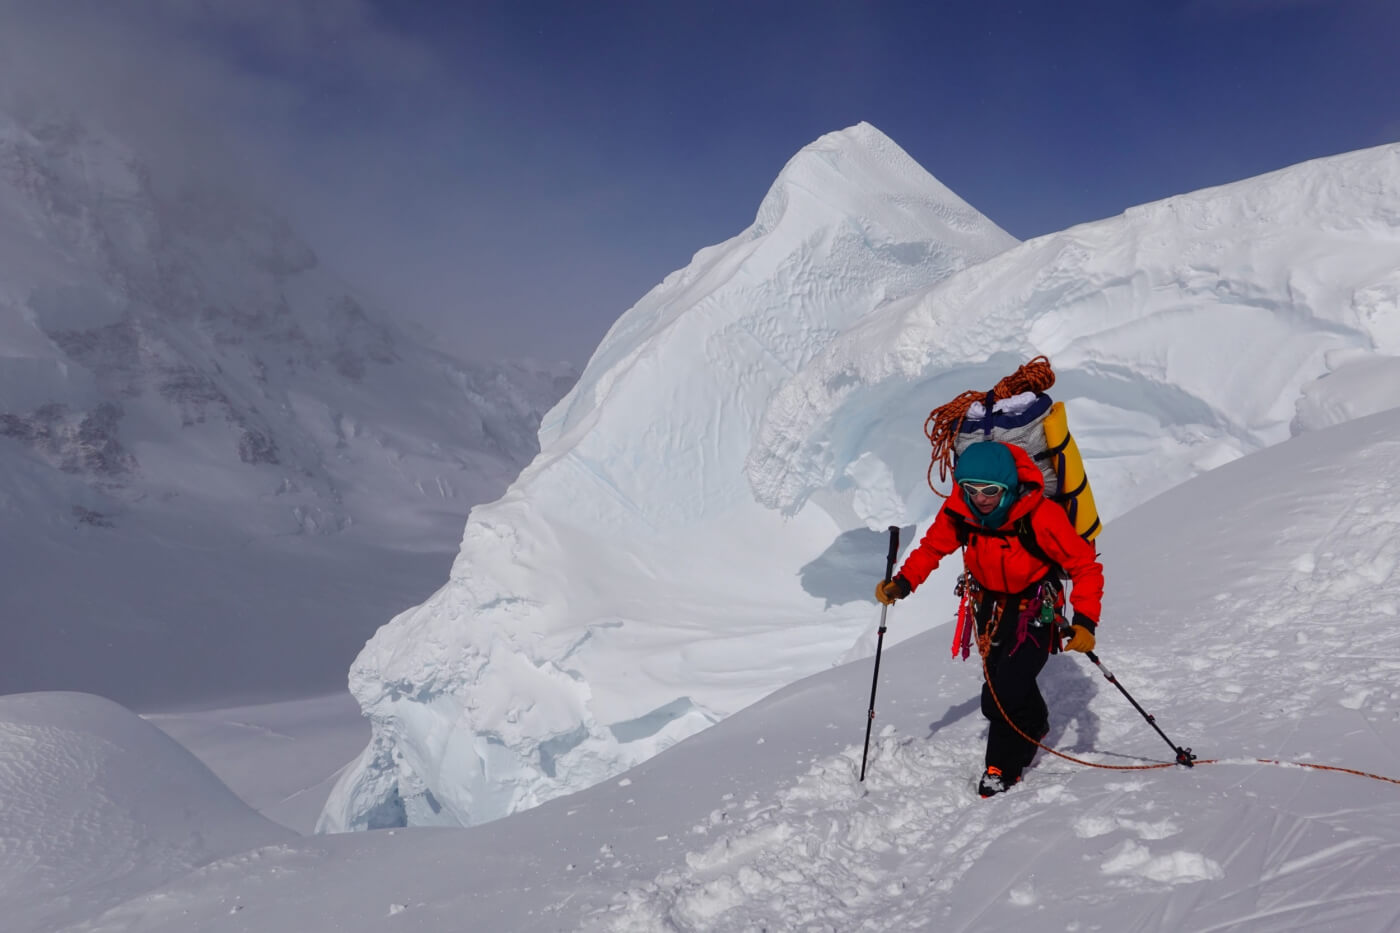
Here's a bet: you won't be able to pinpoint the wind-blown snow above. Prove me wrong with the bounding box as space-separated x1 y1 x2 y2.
324 126 1400 834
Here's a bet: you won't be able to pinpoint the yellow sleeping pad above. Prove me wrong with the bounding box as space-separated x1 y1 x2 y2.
1041 400 1101 542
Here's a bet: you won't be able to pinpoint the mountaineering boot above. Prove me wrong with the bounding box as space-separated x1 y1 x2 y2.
978 765 1021 798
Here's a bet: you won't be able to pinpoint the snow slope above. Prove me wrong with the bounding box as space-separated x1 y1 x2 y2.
325 126 1400 832
0 105 573 707
29 405 1400 932
145 693 369 835
610 404 1400 932
0 692 291 933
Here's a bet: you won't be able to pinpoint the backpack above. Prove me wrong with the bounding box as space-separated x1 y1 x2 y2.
925 356 1102 545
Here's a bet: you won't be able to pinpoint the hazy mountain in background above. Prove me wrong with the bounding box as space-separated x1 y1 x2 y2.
0 104 575 708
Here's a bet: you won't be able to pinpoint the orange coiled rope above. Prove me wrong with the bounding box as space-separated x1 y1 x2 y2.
924 355 1057 495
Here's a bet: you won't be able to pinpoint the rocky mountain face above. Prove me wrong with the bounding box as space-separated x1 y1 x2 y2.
0 108 573 539
0 107 575 708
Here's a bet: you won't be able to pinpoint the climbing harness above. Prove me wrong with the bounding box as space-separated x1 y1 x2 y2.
953 576 1060 661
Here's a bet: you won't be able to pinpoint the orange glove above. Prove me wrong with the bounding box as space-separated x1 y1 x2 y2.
874 576 911 605
1062 618 1096 653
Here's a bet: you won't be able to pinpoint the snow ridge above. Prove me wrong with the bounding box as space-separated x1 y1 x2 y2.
748 142 1400 526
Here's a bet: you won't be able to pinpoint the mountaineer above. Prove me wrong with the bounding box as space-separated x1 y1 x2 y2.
876 439 1104 797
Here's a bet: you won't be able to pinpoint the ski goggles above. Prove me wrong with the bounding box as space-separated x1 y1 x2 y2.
959 480 1007 498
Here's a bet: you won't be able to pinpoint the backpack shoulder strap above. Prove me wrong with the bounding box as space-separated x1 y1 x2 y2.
954 505 1067 579
951 511 973 548
951 511 1020 547
1016 510 1064 577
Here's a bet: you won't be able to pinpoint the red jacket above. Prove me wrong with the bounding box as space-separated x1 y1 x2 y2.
897 444 1104 622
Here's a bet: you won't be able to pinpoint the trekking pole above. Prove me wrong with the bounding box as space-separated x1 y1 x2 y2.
1062 627 1196 767
859 525 901 782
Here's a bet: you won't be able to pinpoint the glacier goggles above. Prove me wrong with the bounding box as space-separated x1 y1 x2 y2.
959 480 1008 499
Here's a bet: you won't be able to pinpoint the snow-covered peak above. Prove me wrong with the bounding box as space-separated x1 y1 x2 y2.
751 121 1009 247
545 122 1016 452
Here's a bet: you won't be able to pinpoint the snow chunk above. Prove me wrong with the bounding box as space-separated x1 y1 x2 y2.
1100 840 1224 885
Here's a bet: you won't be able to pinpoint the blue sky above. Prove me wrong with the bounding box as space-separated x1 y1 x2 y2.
3 0 1397 367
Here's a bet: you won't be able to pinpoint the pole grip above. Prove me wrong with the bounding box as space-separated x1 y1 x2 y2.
883 525 900 582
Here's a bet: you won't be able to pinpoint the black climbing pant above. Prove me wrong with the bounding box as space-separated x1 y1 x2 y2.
975 590 1054 781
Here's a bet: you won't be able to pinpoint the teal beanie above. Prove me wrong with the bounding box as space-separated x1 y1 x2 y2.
953 441 1019 527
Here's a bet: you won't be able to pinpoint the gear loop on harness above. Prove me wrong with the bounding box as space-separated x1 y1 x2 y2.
963 575 1061 662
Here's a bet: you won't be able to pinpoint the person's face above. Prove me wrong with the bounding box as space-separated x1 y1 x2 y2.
960 481 1005 515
